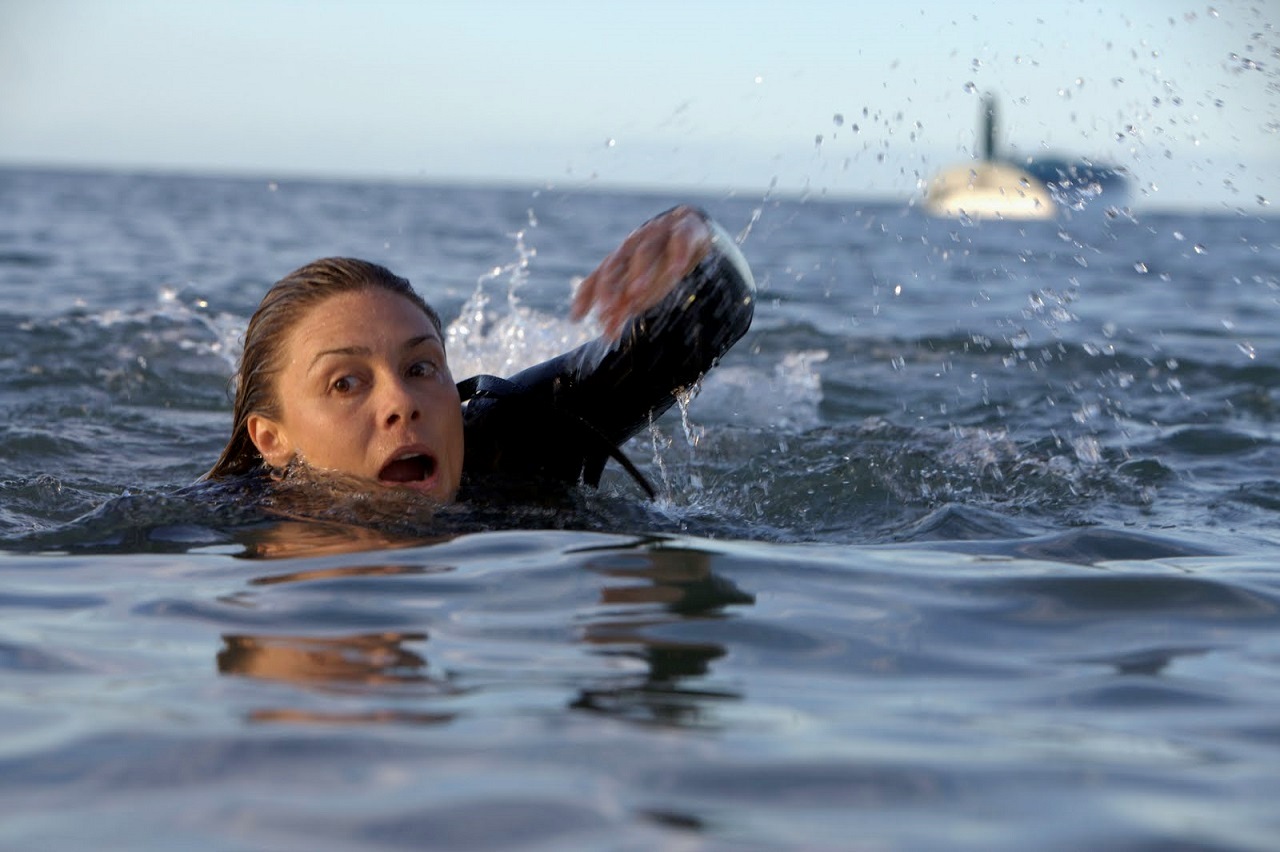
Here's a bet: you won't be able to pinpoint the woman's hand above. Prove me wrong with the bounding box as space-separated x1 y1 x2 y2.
570 205 713 340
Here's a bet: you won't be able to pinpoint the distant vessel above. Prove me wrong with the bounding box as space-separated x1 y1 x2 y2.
923 94 1127 220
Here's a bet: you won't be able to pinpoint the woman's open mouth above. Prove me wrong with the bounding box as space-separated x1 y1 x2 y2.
377 451 438 487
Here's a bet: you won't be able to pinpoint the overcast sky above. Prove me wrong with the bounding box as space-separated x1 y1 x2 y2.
2 0 1276 209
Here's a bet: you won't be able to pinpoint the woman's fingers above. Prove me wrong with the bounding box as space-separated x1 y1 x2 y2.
571 207 711 339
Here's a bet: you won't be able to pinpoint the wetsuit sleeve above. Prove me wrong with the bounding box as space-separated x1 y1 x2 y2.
461 208 755 489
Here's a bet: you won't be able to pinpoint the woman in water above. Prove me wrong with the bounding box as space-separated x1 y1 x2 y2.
205 205 755 502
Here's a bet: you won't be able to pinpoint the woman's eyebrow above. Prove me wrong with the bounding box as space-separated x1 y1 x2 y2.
308 345 370 372
404 334 442 352
307 334 442 372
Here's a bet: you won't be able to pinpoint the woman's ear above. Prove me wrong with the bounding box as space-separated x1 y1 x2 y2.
247 415 292 468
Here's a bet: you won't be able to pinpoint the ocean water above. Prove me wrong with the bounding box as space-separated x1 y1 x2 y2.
2 167 1279 850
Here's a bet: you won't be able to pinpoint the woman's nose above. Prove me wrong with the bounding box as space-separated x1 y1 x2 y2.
382 379 421 426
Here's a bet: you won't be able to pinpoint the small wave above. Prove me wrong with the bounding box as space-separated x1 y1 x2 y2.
694 349 827 430
0 249 54 269
616 411 1183 545
1158 425 1272 456
3 289 241 408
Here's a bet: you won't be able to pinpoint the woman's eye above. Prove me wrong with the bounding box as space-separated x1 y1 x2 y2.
331 375 361 394
407 360 438 379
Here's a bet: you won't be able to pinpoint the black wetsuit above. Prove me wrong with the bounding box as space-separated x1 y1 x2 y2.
457 210 755 498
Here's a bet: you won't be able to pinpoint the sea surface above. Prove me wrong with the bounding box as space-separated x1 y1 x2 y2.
2 167 1279 850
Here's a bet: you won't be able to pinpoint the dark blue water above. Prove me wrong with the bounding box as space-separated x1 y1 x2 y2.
2 167 1278 849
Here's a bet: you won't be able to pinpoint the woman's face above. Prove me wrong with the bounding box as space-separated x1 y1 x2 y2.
247 288 464 502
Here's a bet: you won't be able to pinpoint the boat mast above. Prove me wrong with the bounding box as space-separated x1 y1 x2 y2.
980 93 997 162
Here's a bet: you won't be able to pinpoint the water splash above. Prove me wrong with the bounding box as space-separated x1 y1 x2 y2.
445 226 594 380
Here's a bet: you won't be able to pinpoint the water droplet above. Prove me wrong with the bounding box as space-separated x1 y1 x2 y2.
1073 403 1100 424
832 113 844 126
814 134 824 147
1134 261 1149 273
1173 230 1184 241
1193 244 1206 254
605 138 616 148
1258 195 1270 207
1238 341 1257 360
963 81 977 94
1072 435 1103 465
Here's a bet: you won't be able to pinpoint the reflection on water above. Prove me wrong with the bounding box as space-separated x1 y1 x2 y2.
575 544 755 728
217 631 459 726
235 516 449 561
218 632 435 687
236 521 440 560
248 562 449 587
5 522 1280 849
1073 645 1213 677
217 536 757 731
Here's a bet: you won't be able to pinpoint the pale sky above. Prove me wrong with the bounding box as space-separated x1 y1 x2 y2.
2 0 1276 209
